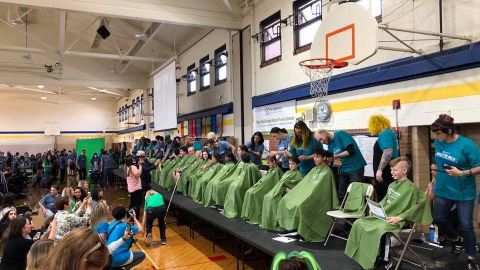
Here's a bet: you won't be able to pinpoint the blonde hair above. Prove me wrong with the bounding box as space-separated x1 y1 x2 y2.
291 121 312 149
389 156 411 174
27 239 54 270
145 189 158 201
368 114 391 136
206 132 217 141
61 187 74 199
90 200 110 229
42 227 108 270
78 180 89 191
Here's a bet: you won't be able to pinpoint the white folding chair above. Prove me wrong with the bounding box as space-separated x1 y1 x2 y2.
324 182 374 246
387 223 427 270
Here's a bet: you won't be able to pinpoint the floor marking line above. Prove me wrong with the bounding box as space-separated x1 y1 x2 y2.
135 242 161 270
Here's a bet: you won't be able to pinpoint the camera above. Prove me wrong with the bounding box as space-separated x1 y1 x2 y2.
125 156 138 167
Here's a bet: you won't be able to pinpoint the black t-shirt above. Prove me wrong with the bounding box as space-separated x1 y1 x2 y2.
1 237 34 270
372 141 393 179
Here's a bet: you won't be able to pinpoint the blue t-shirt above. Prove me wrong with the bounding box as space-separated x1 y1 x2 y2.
107 221 139 267
94 220 109 235
289 133 319 176
246 141 265 166
101 154 114 169
59 156 67 169
40 193 59 213
278 134 293 169
378 129 400 159
212 141 233 162
68 153 76 165
328 131 367 173
433 135 480 201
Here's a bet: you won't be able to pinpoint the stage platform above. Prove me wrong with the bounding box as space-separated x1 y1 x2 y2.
151 183 467 270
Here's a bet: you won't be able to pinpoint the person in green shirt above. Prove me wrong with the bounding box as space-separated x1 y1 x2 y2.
368 114 400 201
43 153 53 187
141 190 167 246
315 129 367 202
344 157 432 269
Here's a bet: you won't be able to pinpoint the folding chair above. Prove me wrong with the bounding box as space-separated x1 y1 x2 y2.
324 182 374 246
386 223 427 270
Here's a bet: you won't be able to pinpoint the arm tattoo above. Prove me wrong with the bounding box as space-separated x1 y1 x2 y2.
378 148 393 172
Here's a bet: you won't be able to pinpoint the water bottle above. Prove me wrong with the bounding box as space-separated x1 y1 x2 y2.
429 224 435 242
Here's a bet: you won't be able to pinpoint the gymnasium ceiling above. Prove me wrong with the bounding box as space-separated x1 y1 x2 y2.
0 0 245 100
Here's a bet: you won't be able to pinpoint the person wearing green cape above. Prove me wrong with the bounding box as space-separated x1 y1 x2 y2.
175 150 205 194
185 150 213 197
203 153 238 207
222 153 262 218
157 148 183 188
344 157 432 269
191 153 223 202
211 145 249 208
276 147 338 242
241 156 283 223
165 147 197 190
260 156 303 231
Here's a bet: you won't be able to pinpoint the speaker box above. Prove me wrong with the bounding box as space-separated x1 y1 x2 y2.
97 25 110 39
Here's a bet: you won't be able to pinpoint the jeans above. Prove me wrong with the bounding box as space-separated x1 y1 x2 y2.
78 168 87 180
128 190 143 218
103 167 113 187
338 167 365 202
433 197 476 256
146 206 167 241
120 251 145 269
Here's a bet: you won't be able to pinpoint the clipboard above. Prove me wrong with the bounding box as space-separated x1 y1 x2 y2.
366 198 388 220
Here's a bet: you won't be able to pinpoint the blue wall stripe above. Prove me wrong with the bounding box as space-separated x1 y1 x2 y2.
252 42 480 108
0 131 115 135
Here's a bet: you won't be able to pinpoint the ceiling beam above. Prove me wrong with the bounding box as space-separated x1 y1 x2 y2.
0 0 242 30
222 0 242 18
116 22 166 75
58 10 66 65
63 50 166 62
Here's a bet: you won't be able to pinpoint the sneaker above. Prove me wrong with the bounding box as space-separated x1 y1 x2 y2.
209 205 218 209
160 239 167 245
390 236 401 248
145 233 152 247
467 259 480 270
452 238 464 254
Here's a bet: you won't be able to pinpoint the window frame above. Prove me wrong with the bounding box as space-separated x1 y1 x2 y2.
293 0 322 55
199 55 211 91
187 63 196 96
214 44 227 85
260 11 282 68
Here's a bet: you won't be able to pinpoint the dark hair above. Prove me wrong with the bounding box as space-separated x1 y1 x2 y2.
165 135 172 144
238 145 248 152
112 206 127 220
241 153 251 163
179 146 188 153
55 197 70 211
173 148 180 156
202 150 211 160
90 188 102 202
289 155 300 164
6 216 28 239
212 153 222 162
74 187 87 201
51 185 59 191
291 121 312 150
313 146 331 157
1 193 15 208
270 127 288 134
207 139 216 145
431 114 455 135
267 155 277 164
250 131 265 149
225 152 237 163
278 257 308 270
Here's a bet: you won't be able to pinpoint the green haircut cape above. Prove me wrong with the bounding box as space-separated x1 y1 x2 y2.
223 163 262 218
191 163 223 203
166 155 197 190
176 158 206 194
271 251 321 270
203 161 238 207
212 161 245 207
241 166 284 223
345 179 432 270
276 165 338 242
158 157 180 188
186 160 215 197
260 169 303 231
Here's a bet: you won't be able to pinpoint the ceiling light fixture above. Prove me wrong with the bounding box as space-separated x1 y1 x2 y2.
134 32 149 39
37 85 45 89
41 96 47 100
91 97 97 100
10 19 25 26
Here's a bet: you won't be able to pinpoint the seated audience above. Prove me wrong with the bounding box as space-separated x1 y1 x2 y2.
43 227 109 270
26 239 55 270
242 156 284 224
72 186 88 212
276 147 338 242
48 196 92 242
0 193 16 217
344 157 432 269
0 209 17 237
90 200 110 241
0 216 34 270
261 156 303 231
38 185 60 219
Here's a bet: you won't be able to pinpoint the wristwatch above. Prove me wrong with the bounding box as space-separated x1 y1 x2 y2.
317 100 332 122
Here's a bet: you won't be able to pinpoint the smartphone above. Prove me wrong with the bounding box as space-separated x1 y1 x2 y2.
443 164 452 170
127 224 133 236
87 191 91 198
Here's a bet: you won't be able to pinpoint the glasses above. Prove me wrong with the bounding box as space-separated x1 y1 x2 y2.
84 233 106 262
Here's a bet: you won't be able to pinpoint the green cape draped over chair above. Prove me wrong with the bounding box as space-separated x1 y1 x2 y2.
176 158 207 194
191 163 223 203
203 162 238 207
212 161 245 207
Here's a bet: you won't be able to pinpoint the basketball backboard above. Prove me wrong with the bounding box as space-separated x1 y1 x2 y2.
310 2 378 65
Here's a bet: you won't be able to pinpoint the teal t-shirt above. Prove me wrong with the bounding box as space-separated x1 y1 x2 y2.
434 135 480 201
289 132 320 176
328 131 367 173
144 193 165 210
378 129 400 158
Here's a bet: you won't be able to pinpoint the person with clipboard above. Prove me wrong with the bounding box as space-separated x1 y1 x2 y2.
344 157 432 269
